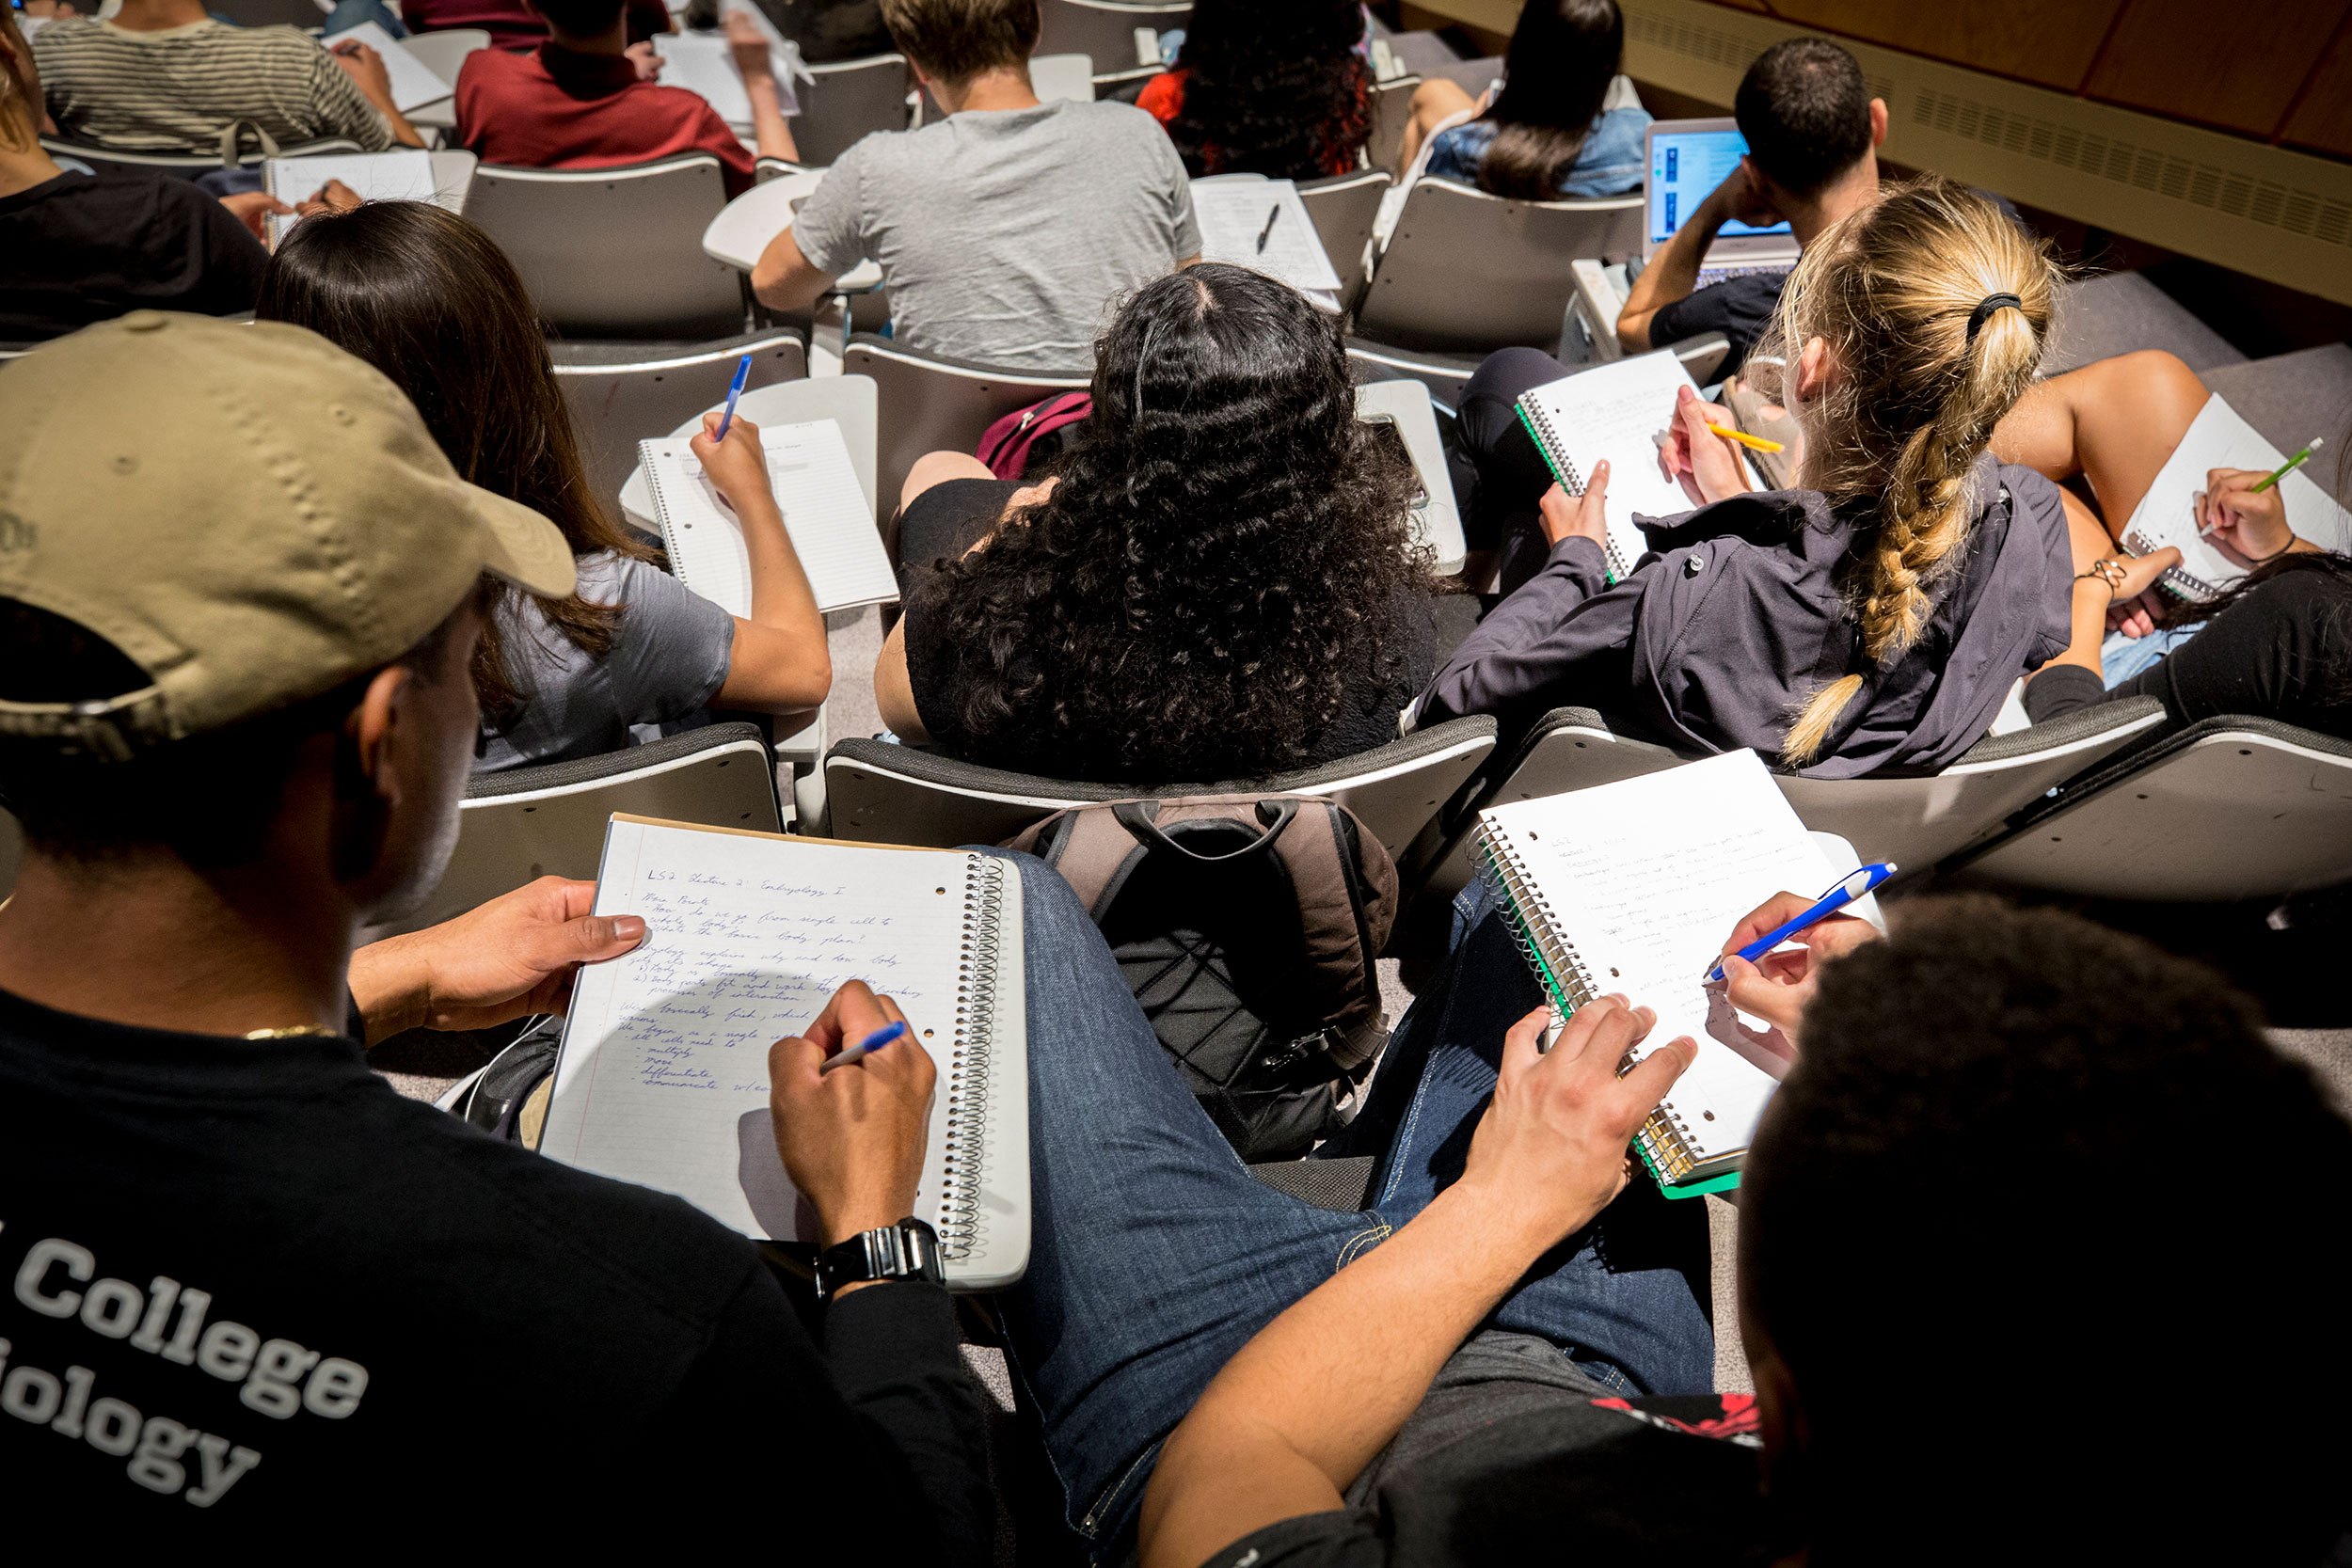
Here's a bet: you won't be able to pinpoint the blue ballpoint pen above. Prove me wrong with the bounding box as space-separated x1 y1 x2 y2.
712 353 754 442
819 1019 907 1075
1703 863 1896 984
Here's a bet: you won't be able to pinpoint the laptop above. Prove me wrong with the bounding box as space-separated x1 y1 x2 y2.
1643 118 1800 288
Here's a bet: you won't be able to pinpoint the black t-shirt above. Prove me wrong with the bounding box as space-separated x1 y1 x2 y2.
0 166 267 343
0 988 990 1550
1204 1333 1773 1568
1645 270 1786 376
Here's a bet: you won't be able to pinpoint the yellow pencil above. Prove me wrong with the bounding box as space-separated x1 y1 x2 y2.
1703 420 1784 454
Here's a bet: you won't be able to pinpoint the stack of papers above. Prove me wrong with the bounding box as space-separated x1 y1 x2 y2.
1190 177 1344 305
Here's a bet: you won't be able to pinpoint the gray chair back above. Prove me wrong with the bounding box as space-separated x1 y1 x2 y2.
1359 180 1645 354
825 717 1499 863
1344 337 1481 410
1037 0 1190 77
40 135 365 180
841 333 1089 530
464 155 744 339
1367 73 1421 174
551 330 808 527
794 54 912 167
1406 701 2169 898
1297 168 1391 311
1957 716 2352 901
364 723 781 939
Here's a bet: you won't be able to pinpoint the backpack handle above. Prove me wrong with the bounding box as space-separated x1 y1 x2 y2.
1110 799 1298 863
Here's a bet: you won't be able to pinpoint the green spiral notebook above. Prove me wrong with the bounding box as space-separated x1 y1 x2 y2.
1473 750 1844 1197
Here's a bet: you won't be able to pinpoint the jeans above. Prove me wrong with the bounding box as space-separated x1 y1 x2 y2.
991 853 1714 1557
317 0 406 35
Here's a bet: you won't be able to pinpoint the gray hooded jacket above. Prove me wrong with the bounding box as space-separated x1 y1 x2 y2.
1413 455 2074 778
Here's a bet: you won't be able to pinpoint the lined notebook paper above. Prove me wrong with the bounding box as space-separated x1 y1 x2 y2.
1516 352 1721 580
2119 395 2352 601
1476 750 1836 1196
638 420 897 615
318 22 451 111
543 816 1031 1290
1190 177 1344 294
263 150 443 243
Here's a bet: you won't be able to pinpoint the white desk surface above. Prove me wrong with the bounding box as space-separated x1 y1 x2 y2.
1356 379 1467 576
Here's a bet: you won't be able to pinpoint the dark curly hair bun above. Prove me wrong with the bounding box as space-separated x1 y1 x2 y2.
1165 0 1372 179
926 264 1429 783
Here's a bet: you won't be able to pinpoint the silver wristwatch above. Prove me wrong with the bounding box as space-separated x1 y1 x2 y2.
813 1215 944 1301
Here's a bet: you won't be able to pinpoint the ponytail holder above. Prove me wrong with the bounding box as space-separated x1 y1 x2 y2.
1966 293 2023 342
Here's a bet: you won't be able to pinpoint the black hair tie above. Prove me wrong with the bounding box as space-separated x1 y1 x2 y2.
1966 293 2023 342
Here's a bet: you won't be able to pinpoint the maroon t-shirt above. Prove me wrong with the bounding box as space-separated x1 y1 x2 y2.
454 43 755 198
403 0 672 50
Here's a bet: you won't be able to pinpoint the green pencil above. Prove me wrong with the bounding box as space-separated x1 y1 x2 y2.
2250 436 2325 493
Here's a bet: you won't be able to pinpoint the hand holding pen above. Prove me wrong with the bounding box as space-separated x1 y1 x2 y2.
769 981 934 1248
1705 868 1891 1040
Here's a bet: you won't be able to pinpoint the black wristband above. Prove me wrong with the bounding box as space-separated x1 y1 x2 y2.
814 1216 944 1301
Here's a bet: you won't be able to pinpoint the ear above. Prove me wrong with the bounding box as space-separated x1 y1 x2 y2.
1868 98 1888 149
1795 336 1834 403
349 664 415 810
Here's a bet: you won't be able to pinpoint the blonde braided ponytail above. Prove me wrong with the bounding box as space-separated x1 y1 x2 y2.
1771 177 2057 765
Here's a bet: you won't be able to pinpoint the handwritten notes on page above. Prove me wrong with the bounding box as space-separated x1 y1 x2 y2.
2119 395 2352 600
639 419 896 616
544 818 974 1241
1517 350 1709 547
1479 750 1832 1162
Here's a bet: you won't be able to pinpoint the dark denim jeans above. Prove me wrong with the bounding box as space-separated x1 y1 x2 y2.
990 853 1715 1558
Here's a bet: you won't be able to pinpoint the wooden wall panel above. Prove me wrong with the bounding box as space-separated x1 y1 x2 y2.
2084 0 2352 138
1756 0 2122 90
2276 15 2352 157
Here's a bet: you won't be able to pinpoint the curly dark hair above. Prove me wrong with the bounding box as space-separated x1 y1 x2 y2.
1165 0 1371 180
1743 895 2352 1562
920 264 1428 782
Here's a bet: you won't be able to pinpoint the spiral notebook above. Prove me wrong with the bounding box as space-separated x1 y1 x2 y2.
638 420 898 616
2116 395 2352 602
1515 351 1726 582
542 815 1030 1289
1474 751 1838 1197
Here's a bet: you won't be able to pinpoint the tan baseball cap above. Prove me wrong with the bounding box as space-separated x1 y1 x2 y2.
0 311 575 759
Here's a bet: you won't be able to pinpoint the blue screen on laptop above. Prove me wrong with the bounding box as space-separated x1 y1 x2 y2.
1647 129 1793 247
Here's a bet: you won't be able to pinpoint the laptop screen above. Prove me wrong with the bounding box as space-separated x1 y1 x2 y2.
1646 128 1793 249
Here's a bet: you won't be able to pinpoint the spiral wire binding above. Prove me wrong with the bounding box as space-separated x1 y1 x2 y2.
635 439 705 599
1517 399 1632 580
938 854 1006 1260
1473 821 1703 1186
2122 526 2222 600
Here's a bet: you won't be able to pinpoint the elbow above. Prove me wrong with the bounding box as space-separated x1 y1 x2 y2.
1614 311 1649 355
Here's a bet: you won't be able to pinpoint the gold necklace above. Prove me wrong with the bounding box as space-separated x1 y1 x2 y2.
243 1025 339 1040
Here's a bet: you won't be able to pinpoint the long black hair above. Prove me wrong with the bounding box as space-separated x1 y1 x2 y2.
1474 0 1623 200
920 265 1428 781
1165 0 1370 180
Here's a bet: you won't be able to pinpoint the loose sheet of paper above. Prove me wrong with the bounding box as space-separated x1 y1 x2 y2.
640 419 897 615
319 23 451 111
1481 750 1833 1162
264 150 446 243
1190 177 1344 294
545 821 974 1241
653 33 755 125
1518 351 1717 572
2118 395 2352 599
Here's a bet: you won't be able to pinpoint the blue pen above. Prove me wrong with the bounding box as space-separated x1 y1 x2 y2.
819 1019 907 1075
1703 863 1896 984
712 353 754 442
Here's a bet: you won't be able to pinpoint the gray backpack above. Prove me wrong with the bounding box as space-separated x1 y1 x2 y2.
1006 795 1397 1161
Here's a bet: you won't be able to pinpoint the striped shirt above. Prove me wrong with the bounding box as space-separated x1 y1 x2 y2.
34 19 395 158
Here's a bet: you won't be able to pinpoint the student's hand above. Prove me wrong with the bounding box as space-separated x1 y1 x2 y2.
1713 891 1882 1042
217 189 294 243
690 410 776 513
297 178 363 216
1661 384 1753 506
2198 467 2296 564
346 877 648 1045
1455 999 1693 1249
770 981 936 1251
1537 464 1610 551
623 40 665 81
1705 158 1781 230
330 40 398 106
2096 546 2181 639
724 8 775 84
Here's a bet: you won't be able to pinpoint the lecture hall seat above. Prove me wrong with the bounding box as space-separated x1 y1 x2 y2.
1358 178 1644 356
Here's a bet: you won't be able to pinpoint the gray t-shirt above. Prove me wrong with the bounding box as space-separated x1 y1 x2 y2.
790 99 1201 372
475 551 735 772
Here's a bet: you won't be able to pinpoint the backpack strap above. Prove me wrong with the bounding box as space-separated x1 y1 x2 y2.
1003 806 1152 922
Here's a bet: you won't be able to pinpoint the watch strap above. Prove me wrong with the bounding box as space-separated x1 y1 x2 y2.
815 1216 944 1301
